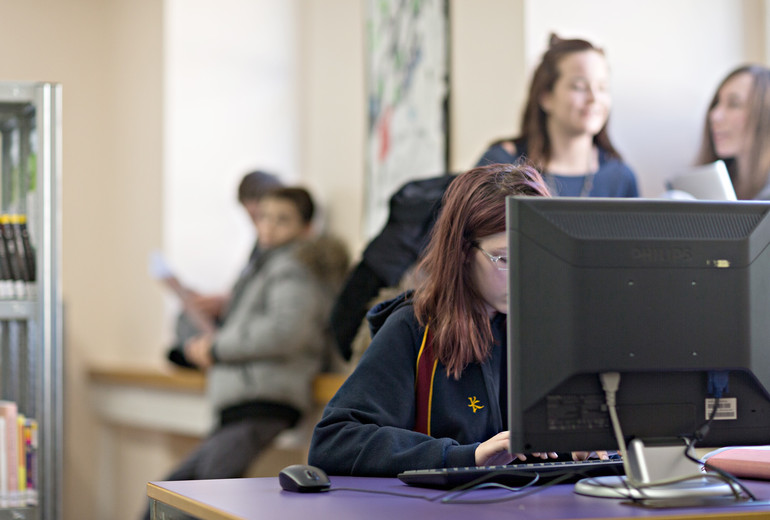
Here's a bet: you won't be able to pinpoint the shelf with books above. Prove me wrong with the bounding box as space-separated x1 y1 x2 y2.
0 82 62 520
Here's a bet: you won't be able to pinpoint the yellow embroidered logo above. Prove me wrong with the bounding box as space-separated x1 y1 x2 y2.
467 396 484 413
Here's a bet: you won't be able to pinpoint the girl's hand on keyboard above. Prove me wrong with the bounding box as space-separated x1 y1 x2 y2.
572 451 610 461
530 452 559 460
475 432 561 466
475 431 525 466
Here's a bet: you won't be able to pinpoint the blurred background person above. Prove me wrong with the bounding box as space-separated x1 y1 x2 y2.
186 170 284 322
696 65 770 200
143 185 348 519
476 34 638 198
166 170 283 366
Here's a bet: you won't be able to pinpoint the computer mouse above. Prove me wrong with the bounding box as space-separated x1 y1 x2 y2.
278 464 331 493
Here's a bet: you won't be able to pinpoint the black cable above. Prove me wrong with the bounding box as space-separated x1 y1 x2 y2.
326 468 575 505
682 395 758 502
431 466 542 497
327 469 540 503
438 472 574 504
324 486 441 502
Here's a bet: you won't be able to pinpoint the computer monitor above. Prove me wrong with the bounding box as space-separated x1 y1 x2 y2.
506 197 770 500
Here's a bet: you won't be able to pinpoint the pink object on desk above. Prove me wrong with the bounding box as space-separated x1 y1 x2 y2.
707 448 770 480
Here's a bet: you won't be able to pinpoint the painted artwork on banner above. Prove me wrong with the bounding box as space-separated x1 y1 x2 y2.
365 0 449 239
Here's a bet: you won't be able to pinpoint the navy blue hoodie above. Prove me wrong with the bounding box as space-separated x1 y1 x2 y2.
308 295 507 476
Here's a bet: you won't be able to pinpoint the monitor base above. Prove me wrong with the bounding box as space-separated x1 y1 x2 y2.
574 475 736 500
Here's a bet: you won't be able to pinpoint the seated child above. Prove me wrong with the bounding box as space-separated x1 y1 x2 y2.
143 186 348 519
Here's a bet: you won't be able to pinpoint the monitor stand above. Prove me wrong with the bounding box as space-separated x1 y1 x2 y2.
574 439 737 500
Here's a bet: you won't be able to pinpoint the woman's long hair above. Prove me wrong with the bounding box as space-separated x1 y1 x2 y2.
518 33 621 169
412 163 550 379
696 65 770 199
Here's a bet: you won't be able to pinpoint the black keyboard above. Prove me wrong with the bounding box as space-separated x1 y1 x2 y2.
398 459 625 489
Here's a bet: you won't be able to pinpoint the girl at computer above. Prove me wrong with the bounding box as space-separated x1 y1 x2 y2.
309 163 556 476
475 34 638 198
696 64 770 200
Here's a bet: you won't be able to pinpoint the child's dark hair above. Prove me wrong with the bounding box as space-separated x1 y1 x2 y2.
265 187 315 224
238 170 283 204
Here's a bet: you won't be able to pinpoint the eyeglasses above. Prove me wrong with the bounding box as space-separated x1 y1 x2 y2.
474 244 508 271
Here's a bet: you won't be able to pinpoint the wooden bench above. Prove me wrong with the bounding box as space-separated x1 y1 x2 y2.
88 364 347 474
88 365 346 405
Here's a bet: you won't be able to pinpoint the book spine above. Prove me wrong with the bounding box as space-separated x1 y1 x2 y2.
15 215 36 301
15 415 24 506
0 416 6 507
22 419 36 506
0 216 25 300
0 226 13 300
1 403 18 507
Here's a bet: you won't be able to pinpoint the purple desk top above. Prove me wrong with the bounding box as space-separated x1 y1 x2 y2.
148 475 770 520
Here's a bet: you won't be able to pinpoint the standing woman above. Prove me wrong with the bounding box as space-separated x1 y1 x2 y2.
696 65 770 200
309 164 552 477
476 34 638 198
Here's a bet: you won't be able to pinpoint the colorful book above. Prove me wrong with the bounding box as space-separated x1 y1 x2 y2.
0 401 18 506
16 415 24 504
22 418 37 505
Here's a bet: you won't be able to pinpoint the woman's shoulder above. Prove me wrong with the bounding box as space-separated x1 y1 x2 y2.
597 149 637 178
476 137 525 166
594 149 639 197
597 147 634 170
490 138 519 155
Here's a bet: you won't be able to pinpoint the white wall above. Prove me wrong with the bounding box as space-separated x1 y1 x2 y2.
298 0 366 254
164 0 301 319
449 0 526 172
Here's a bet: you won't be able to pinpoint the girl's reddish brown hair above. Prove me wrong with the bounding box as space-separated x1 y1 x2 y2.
412 163 551 379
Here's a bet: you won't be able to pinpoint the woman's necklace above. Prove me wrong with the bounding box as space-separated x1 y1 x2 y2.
579 169 595 197
544 147 597 197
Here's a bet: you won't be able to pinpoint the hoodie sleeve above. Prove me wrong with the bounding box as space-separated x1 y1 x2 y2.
308 306 478 476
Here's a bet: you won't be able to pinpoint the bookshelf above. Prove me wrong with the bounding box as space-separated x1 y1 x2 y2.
0 83 62 520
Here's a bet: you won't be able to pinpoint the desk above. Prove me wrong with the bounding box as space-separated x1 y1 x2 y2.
148 476 770 520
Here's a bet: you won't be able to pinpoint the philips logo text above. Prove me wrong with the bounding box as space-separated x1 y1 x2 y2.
631 247 692 263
